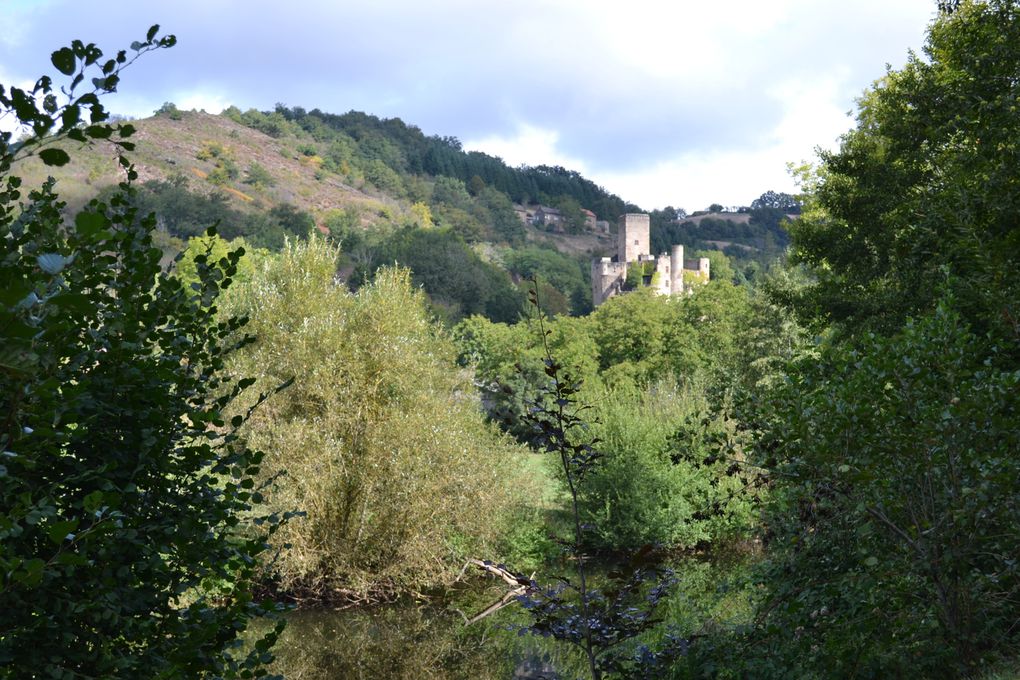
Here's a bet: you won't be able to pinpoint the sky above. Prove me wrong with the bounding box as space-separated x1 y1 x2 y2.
0 0 937 211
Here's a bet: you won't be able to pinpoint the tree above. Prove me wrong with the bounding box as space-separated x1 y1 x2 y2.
553 195 587 234
750 190 800 213
0 29 287 677
693 248 735 283
787 0 1020 344
589 289 673 384
243 161 275 188
224 240 531 598
743 299 1020 678
154 100 184 120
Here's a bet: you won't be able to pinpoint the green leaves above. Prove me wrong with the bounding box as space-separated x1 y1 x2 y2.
50 47 76 76
2 26 283 679
45 520 79 545
74 210 110 238
38 147 69 166
747 297 1020 676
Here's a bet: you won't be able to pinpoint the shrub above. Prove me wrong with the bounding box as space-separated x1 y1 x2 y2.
225 238 532 598
576 383 756 551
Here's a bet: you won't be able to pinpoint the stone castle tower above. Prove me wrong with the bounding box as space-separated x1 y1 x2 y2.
591 213 710 307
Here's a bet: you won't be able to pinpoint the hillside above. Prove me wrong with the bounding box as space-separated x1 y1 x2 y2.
13 110 394 227
13 104 793 319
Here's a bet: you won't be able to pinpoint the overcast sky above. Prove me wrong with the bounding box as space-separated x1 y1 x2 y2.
0 0 937 211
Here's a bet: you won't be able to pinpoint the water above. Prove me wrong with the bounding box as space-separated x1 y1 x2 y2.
261 583 575 679
259 554 745 678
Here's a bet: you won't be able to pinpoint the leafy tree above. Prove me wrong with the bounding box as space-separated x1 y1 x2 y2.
431 175 472 210
742 298 1020 678
409 200 433 228
507 299 685 679
478 186 526 246
0 29 286 677
553 195 587 234
225 239 532 597
368 226 524 323
244 161 275 189
589 289 674 384
268 202 315 238
787 0 1020 343
468 174 486 196
504 246 588 314
750 190 800 213
575 383 756 551
662 280 753 392
174 233 263 292
123 175 252 240
154 100 183 120
693 249 734 283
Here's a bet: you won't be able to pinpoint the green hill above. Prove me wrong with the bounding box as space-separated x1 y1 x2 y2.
13 104 793 319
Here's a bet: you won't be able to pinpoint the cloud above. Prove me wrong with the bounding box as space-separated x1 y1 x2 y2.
0 0 936 208
464 123 586 170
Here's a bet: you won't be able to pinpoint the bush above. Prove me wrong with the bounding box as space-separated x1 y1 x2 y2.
225 238 533 598
575 383 756 551
742 299 1020 678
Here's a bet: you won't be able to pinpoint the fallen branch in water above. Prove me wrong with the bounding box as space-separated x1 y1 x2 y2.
455 559 535 625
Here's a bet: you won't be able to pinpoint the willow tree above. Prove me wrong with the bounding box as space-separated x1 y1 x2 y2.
227 238 532 599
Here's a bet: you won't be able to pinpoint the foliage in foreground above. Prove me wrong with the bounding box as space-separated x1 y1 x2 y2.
510 303 685 680
226 238 534 598
702 3 1020 676
786 0 1020 344
713 300 1020 679
0 30 286 678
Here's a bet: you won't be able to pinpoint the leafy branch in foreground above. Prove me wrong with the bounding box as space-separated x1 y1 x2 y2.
0 29 290 678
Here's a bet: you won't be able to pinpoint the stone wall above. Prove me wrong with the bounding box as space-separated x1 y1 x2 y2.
617 213 650 264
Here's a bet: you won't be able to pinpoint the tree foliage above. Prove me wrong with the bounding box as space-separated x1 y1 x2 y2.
0 30 287 678
740 299 1020 678
225 239 533 598
722 5 1020 675
364 225 525 323
787 0 1020 342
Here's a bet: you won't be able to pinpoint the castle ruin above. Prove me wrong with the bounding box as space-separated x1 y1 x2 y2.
591 213 709 307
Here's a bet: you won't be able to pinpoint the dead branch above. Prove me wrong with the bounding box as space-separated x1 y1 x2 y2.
457 558 536 625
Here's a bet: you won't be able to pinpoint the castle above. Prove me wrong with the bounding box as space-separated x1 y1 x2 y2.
591 213 710 307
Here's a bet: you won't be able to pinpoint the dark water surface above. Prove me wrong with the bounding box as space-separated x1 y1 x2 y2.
262 584 574 679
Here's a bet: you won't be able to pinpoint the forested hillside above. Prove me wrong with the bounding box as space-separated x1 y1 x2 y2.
14 98 795 322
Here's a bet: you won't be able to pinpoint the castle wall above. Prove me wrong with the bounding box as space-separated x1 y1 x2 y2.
591 258 627 307
591 213 712 307
654 253 672 296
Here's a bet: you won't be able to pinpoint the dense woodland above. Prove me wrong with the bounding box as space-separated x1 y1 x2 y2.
2 2 1020 678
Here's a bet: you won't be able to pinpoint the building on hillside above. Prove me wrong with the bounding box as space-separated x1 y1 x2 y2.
591 213 710 307
532 205 565 231
581 208 597 231
513 203 535 225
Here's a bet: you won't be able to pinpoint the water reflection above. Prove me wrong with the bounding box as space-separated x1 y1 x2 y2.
263 588 575 679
